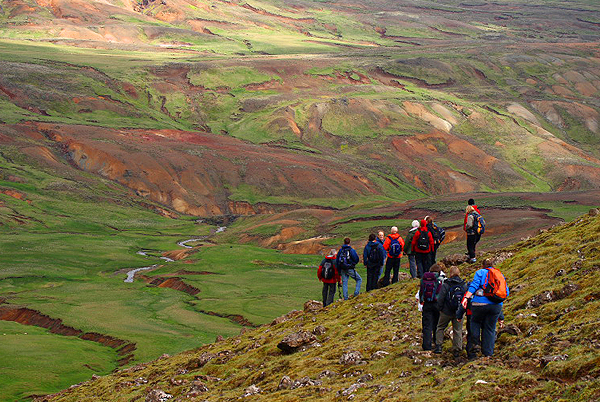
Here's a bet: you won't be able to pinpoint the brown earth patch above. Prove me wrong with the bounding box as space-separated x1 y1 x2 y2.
148 277 201 296
0 304 136 365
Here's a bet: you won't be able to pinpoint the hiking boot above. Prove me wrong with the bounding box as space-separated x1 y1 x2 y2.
453 350 461 359
469 258 477 263
433 346 441 354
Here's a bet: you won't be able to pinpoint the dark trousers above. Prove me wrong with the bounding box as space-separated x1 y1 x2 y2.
466 234 481 259
415 253 431 276
366 266 380 292
470 303 502 356
382 257 400 286
322 282 336 307
421 302 440 351
466 314 476 358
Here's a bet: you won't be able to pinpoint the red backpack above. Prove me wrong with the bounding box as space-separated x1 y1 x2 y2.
483 267 507 303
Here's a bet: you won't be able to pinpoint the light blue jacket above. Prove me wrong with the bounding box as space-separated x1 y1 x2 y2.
468 267 509 305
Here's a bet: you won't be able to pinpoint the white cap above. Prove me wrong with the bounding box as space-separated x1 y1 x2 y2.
412 220 420 228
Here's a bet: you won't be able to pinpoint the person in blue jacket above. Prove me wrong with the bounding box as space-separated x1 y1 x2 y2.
336 237 361 300
363 233 386 292
461 258 509 357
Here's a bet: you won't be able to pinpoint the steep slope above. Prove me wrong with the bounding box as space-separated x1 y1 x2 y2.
41 210 600 401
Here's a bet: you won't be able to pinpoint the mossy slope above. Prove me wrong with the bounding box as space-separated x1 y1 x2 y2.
44 211 600 401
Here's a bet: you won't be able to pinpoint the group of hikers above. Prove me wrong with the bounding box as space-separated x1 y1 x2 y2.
317 198 508 359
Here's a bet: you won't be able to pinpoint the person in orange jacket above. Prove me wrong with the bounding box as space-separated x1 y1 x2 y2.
381 226 405 286
317 249 341 307
411 219 435 276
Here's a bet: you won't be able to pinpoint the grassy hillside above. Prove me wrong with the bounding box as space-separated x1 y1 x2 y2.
41 210 600 401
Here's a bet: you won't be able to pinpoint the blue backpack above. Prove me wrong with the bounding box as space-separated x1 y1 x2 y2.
388 236 402 258
472 213 485 235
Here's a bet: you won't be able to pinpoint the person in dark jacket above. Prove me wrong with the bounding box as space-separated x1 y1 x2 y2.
363 234 386 292
419 263 444 351
403 220 420 279
318 249 341 307
464 203 482 263
435 265 467 356
411 219 435 275
336 237 361 300
461 258 509 357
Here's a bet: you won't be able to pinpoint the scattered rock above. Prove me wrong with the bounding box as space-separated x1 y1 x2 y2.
313 325 327 336
186 380 209 396
271 310 301 326
589 208 599 216
358 373 373 383
526 284 580 308
318 370 338 379
277 331 317 353
215 335 225 342
498 324 522 337
243 384 261 397
291 376 322 389
475 380 489 385
555 269 566 277
185 352 215 370
490 252 513 266
370 351 389 360
278 376 293 390
145 389 173 402
338 382 365 397
340 351 364 365
441 254 469 266
540 354 568 367
304 300 323 313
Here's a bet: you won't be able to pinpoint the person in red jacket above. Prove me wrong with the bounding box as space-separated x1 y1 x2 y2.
317 249 341 307
411 219 435 276
463 198 481 231
382 226 405 286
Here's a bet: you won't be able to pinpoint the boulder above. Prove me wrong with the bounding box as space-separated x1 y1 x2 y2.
243 385 261 397
304 300 323 313
339 351 364 365
271 310 301 326
589 208 599 216
145 389 173 402
441 253 469 266
278 376 293 390
540 354 568 367
277 331 317 353
312 325 327 336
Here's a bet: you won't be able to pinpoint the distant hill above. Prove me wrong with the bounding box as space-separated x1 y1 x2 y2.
39 209 600 401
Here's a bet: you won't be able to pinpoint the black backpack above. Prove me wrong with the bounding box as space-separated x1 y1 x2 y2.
366 244 382 268
322 260 335 280
388 236 402 258
338 248 352 270
417 230 430 251
444 282 465 313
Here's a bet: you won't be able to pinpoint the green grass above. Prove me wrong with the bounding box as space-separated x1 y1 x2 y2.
0 321 117 402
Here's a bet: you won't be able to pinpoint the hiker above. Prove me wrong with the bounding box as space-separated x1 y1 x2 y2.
464 198 481 229
419 263 443 351
435 265 467 357
382 226 405 286
377 230 386 279
457 285 475 359
425 216 445 265
403 220 420 279
411 219 435 275
461 259 509 357
464 205 484 263
336 237 361 300
363 234 386 292
317 249 341 307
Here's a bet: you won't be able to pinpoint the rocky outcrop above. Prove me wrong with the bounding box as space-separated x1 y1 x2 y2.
277 331 317 353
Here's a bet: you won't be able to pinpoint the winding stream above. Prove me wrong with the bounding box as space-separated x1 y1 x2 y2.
124 227 225 282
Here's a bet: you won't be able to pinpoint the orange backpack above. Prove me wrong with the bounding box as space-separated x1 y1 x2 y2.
483 267 507 303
